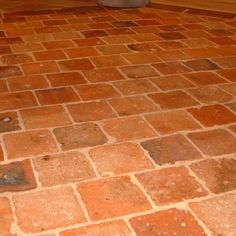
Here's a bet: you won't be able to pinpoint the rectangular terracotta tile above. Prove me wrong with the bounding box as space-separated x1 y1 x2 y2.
22 62 59 74
130 209 206 236
149 91 199 109
58 58 94 71
0 45 12 55
122 52 161 64
110 96 157 116
77 176 151 220
89 142 154 176
33 151 95 187
60 220 132 236
74 38 105 47
127 42 159 52
91 55 128 67
13 187 86 233
217 68 236 82
68 101 116 122
190 194 236 236
0 197 14 236
65 47 100 58
0 37 23 45
81 29 108 38
158 32 187 40
190 158 236 194
1 53 33 65
33 50 67 61
97 44 130 55
36 87 79 105
47 72 86 86
152 62 191 75
3 130 58 159
0 65 22 78
141 134 201 165
75 84 120 101
188 129 236 156
212 56 236 68
0 159 36 193
82 67 125 83
20 105 71 129
102 116 156 142
8 75 49 91
220 83 236 96
188 105 236 127
0 91 37 111
0 111 20 133
184 59 220 71
136 166 207 206
53 123 107 150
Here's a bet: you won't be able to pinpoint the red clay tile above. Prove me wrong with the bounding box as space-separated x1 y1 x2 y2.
97 45 130 55
13 187 86 233
34 26 61 34
0 159 36 193
212 56 236 68
65 47 100 58
136 166 207 205
146 110 201 134
188 129 236 156
33 50 66 61
103 116 156 142
74 37 105 47
82 67 125 83
217 68 236 82
188 86 233 104
91 55 128 67
150 75 195 90
8 74 49 91
0 197 14 236
110 96 157 116
153 62 191 75
141 134 201 165
36 87 79 105
220 82 236 96
209 36 236 45
0 111 20 133
82 30 108 38
0 45 12 55
76 84 120 101
1 53 33 64
68 101 116 122
60 220 132 236
120 65 159 79
22 62 59 74
12 42 43 53
188 105 236 127
159 32 187 40
103 35 135 44
21 105 71 129
0 80 8 93
34 151 95 187
0 37 23 45
190 158 236 194
89 142 154 176
77 176 151 220
4 130 58 159
53 123 107 150
149 91 199 109
127 42 159 52
58 58 94 71
184 59 219 71
47 72 86 86
130 209 206 236
114 79 157 95
0 65 22 78
0 146 3 162
122 52 161 64
184 72 227 85
190 194 236 236
0 91 37 111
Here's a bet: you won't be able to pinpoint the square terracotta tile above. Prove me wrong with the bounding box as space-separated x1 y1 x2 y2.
0 197 14 236
89 142 154 176
190 158 236 194
130 209 206 236
60 220 132 236
188 105 236 127
136 166 207 206
141 134 201 165
0 160 36 193
3 130 58 159
75 84 120 101
53 123 107 150
109 96 158 116
149 91 199 109
77 176 151 220
13 187 86 233
33 151 95 187
188 129 236 156
103 116 156 142
146 110 201 134
0 112 20 133
190 194 236 236
20 105 71 129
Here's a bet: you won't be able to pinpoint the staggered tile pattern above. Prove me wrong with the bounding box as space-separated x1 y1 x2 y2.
0 2 236 236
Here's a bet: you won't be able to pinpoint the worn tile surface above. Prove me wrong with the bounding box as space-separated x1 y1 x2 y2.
0 1 236 235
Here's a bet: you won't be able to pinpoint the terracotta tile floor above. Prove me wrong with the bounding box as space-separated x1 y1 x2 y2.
0 1 236 236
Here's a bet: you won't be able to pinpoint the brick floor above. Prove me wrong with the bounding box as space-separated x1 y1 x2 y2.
0 1 236 235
